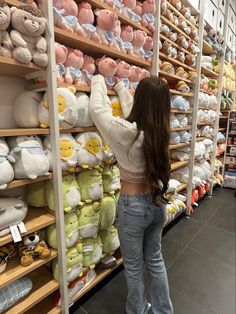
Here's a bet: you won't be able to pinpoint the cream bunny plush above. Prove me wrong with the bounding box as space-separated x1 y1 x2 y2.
0 137 15 189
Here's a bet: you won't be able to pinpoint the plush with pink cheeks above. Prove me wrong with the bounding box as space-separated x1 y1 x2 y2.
140 69 150 81
64 49 84 87
77 2 101 43
129 66 142 91
112 20 126 54
142 0 156 32
55 43 68 83
143 36 153 62
134 0 143 16
95 9 120 50
96 57 118 89
122 0 142 23
81 55 96 86
120 25 134 55
101 0 116 10
132 30 147 59
115 60 131 89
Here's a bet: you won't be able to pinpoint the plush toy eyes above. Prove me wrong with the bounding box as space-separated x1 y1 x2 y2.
24 16 27 20
84 215 87 217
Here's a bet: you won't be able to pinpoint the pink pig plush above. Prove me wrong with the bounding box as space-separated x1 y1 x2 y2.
140 68 150 81
64 49 84 87
129 66 142 91
122 0 142 23
55 43 68 83
142 0 156 32
132 30 147 59
95 9 120 51
96 57 118 89
81 55 96 86
115 60 131 89
134 1 143 17
112 20 126 54
101 0 116 10
143 36 153 62
120 25 134 55
77 2 101 43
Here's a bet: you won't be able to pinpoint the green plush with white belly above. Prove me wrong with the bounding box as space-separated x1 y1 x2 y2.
102 165 121 194
25 181 46 207
100 225 120 255
76 202 100 239
99 195 116 230
82 235 103 269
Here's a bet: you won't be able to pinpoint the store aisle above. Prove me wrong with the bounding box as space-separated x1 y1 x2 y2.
71 188 235 314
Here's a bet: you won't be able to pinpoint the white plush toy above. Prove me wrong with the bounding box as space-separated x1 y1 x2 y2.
13 91 42 127
8 136 49 179
0 198 28 237
170 114 180 128
166 179 181 194
199 125 214 139
179 131 190 143
171 166 189 183
198 160 211 180
0 138 15 189
195 141 205 160
208 95 218 110
75 92 93 127
38 87 78 129
171 96 189 111
201 56 213 70
176 113 188 127
203 139 213 159
193 164 205 181
75 132 103 169
170 149 190 161
170 132 180 144
44 134 79 172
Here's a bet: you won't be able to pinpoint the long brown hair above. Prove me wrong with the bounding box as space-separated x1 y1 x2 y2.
127 76 171 205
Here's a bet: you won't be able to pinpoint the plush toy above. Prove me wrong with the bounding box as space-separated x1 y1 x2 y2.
99 195 117 230
55 42 68 83
134 0 142 16
115 60 130 89
143 36 153 61
177 51 185 63
166 178 181 194
160 61 175 74
77 168 103 203
179 131 190 143
171 96 189 111
170 0 182 10
25 181 46 207
100 225 120 255
141 0 156 32
160 21 170 35
170 114 180 128
201 55 213 70
185 54 196 67
188 70 198 81
122 0 142 23
0 0 13 57
10 5 48 67
44 134 79 172
129 65 141 91
140 68 150 81
80 55 96 87
160 41 176 59
46 174 82 212
53 243 83 282
76 202 100 238
176 113 188 128
0 138 15 189
102 164 121 194
203 139 213 159
170 132 180 144
82 235 103 268
47 211 79 249
180 6 191 19
96 56 118 89
178 17 191 35
132 30 147 59
0 198 27 237
8 135 49 180
75 132 103 169
176 35 189 49
75 92 93 127
112 20 126 54
109 96 123 117
13 91 42 128
171 166 189 183
175 67 188 79
0 243 17 274
171 149 190 161
161 7 174 23
199 125 214 139
64 49 84 86
95 9 119 50
120 25 134 55
18 233 51 266
166 31 177 42
38 86 78 129
77 2 101 42
176 81 190 93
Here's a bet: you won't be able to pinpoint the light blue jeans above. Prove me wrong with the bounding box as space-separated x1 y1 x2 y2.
116 192 173 314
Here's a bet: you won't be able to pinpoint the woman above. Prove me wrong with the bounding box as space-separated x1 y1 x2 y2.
89 75 173 314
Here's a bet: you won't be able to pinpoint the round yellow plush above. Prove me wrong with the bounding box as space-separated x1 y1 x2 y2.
57 95 66 113
60 140 73 158
85 138 101 155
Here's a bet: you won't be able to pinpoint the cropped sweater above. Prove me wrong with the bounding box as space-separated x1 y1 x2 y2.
89 75 145 183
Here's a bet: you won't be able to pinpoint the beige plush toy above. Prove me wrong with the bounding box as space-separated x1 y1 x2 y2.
0 0 13 57
10 5 48 67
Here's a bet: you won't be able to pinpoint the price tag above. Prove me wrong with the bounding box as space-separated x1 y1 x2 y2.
10 225 22 243
83 245 93 253
18 222 27 234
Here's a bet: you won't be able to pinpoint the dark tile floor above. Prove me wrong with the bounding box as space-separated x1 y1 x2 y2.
71 188 235 314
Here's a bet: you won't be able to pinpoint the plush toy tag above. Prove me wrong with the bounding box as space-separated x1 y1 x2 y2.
83 245 93 252
10 225 22 242
18 222 27 234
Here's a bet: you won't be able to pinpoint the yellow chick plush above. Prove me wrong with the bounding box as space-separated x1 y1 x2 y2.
75 132 103 169
109 96 123 118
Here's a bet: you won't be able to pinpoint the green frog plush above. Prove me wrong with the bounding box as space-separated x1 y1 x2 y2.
25 181 46 207
100 195 116 230
76 169 103 203
102 165 121 195
100 225 120 255
76 202 100 238
82 235 103 269
53 243 83 283
45 174 82 212
46 212 79 249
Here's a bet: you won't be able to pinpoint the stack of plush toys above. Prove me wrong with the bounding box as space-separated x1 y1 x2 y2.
222 62 236 92
203 26 224 56
199 74 218 95
53 44 151 91
213 158 224 186
216 131 226 157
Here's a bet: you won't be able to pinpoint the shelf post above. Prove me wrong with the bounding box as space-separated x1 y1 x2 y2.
151 0 161 76
42 1 69 312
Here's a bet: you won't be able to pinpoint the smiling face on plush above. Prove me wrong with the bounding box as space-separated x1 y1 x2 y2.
76 202 100 238
66 245 83 269
60 139 73 158
64 211 79 237
84 137 101 155
121 25 134 42
77 168 103 202
77 2 94 24
0 1 11 30
10 6 46 37
115 60 130 78
129 66 141 81
96 57 117 77
95 9 118 30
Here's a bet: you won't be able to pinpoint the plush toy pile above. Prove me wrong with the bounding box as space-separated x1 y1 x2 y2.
200 74 218 95
222 62 236 92
204 27 224 56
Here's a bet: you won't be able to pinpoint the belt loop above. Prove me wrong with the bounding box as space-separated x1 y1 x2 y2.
125 194 129 206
